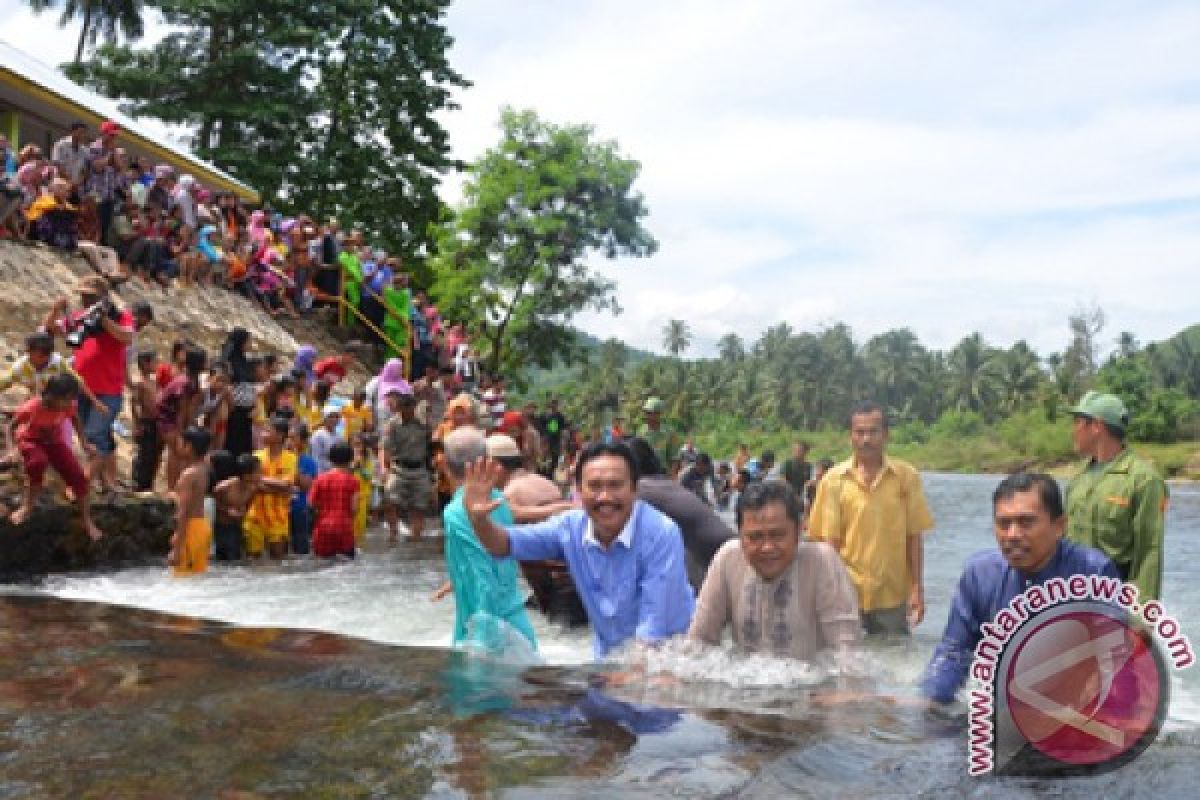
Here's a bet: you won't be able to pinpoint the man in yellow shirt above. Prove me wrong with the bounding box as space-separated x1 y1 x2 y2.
808 401 934 635
244 417 298 559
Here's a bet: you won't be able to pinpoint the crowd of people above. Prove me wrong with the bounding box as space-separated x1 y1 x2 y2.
1 118 484 375
0 120 1174 713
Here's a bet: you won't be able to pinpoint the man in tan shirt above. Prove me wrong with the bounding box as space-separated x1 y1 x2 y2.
688 481 862 661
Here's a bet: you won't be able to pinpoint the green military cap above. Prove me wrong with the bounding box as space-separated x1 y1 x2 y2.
642 397 664 413
1067 390 1129 431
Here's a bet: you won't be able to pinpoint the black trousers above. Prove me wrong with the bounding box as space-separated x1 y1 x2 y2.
214 520 243 561
131 420 160 492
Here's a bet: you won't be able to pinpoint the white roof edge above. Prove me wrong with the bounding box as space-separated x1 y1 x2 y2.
0 38 259 200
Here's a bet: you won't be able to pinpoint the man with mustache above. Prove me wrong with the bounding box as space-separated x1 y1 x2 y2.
462 440 695 659
921 472 1117 705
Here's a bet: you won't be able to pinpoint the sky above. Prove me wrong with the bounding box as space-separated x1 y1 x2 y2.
4 0 1200 358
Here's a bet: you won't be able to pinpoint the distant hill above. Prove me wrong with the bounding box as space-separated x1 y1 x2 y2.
519 330 653 394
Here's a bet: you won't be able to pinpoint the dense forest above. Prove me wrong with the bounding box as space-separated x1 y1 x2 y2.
527 313 1200 471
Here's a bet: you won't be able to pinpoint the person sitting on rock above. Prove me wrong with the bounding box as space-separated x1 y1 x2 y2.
7 373 101 541
26 177 79 250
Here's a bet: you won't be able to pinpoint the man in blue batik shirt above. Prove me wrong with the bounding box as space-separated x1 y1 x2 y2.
921 472 1118 704
463 440 695 660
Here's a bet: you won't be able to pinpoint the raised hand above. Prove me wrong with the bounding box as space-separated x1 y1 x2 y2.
462 457 503 518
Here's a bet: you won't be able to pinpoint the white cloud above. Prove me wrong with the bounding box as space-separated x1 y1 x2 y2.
443 0 1200 357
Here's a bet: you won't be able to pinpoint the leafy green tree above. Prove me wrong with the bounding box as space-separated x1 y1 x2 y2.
431 108 657 376
67 0 465 250
29 0 144 64
994 340 1044 414
863 328 923 415
717 332 745 364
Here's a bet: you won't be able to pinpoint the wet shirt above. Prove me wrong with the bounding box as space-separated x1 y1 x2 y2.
920 540 1117 704
807 457 934 613
443 488 536 647
13 397 75 444
383 417 429 466
502 501 696 660
309 469 359 536
1066 449 1168 601
688 539 862 661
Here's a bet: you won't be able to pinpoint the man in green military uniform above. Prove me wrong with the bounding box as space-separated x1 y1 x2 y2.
638 397 682 477
1066 391 1168 601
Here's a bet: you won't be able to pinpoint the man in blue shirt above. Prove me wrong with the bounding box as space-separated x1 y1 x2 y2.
463 440 695 659
922 472 1118 704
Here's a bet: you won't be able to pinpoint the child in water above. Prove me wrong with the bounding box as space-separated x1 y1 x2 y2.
213 453 260 562
7 374 101 540
168 426 213 575
308 441 359 559
350 432 375 544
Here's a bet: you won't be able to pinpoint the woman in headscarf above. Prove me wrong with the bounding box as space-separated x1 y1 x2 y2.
365 357 410 432
220 328 257 458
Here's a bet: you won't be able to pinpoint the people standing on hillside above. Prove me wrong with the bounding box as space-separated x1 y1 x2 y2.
50 121 89 189
220 328 258 459
539 397 567 477
381 390 432 542
156 346 207 490
807 401 934 636
7 374 101 540
168 427 213 576
1065 391 1168 601
42 276 134 498
638 397 682 478
129 349 160 492
308 441 359 559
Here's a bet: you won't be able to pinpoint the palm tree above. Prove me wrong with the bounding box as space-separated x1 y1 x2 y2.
662 319 691 358
28 0 145 64
717 332 745 364
863 328 922 413
994 341 1044 413
946 332 1001 416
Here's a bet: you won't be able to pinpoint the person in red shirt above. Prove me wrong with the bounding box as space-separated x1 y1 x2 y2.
42 276 133 496
308 441 359 558
7 373 102 540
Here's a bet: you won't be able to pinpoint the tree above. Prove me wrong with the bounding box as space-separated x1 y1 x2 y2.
994 340 1044 414
431 108 657 376
717 332 745 364
946 332 1000 416
1061 304 1106 391
863 328 922 415
29 0 145 64
662 319 691 357
67 0 466 252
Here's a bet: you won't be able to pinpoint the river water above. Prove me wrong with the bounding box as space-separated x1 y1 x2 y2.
1 473 1198 797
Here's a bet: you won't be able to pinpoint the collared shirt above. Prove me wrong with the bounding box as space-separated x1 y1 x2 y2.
807 456 934 612
504 500 696 659
51 136 88 184
1066 449 1168 601
920 539 1117 703
688 539 862 661
0 352 84 394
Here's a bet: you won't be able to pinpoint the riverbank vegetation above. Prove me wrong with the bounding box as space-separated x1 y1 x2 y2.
527 314 1200 478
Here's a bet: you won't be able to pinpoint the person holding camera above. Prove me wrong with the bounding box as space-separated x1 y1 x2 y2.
42 275 134 498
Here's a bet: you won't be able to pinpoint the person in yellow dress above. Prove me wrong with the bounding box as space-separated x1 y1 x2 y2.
351 432 376 543
244 417 298 559
341 388 374 441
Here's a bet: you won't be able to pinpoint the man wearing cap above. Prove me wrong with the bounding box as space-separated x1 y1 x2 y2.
51 122 89 188
637 397 682 477
1066 391 1168 601
380 388 432 542
486 433 571 522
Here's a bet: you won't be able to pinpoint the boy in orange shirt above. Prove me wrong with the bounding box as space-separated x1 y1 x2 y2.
244 417 298 559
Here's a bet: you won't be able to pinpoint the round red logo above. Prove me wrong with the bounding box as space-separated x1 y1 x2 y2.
1004 609 1165 767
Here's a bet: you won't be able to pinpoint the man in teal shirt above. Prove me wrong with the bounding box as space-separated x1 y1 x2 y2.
441 426 537 651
